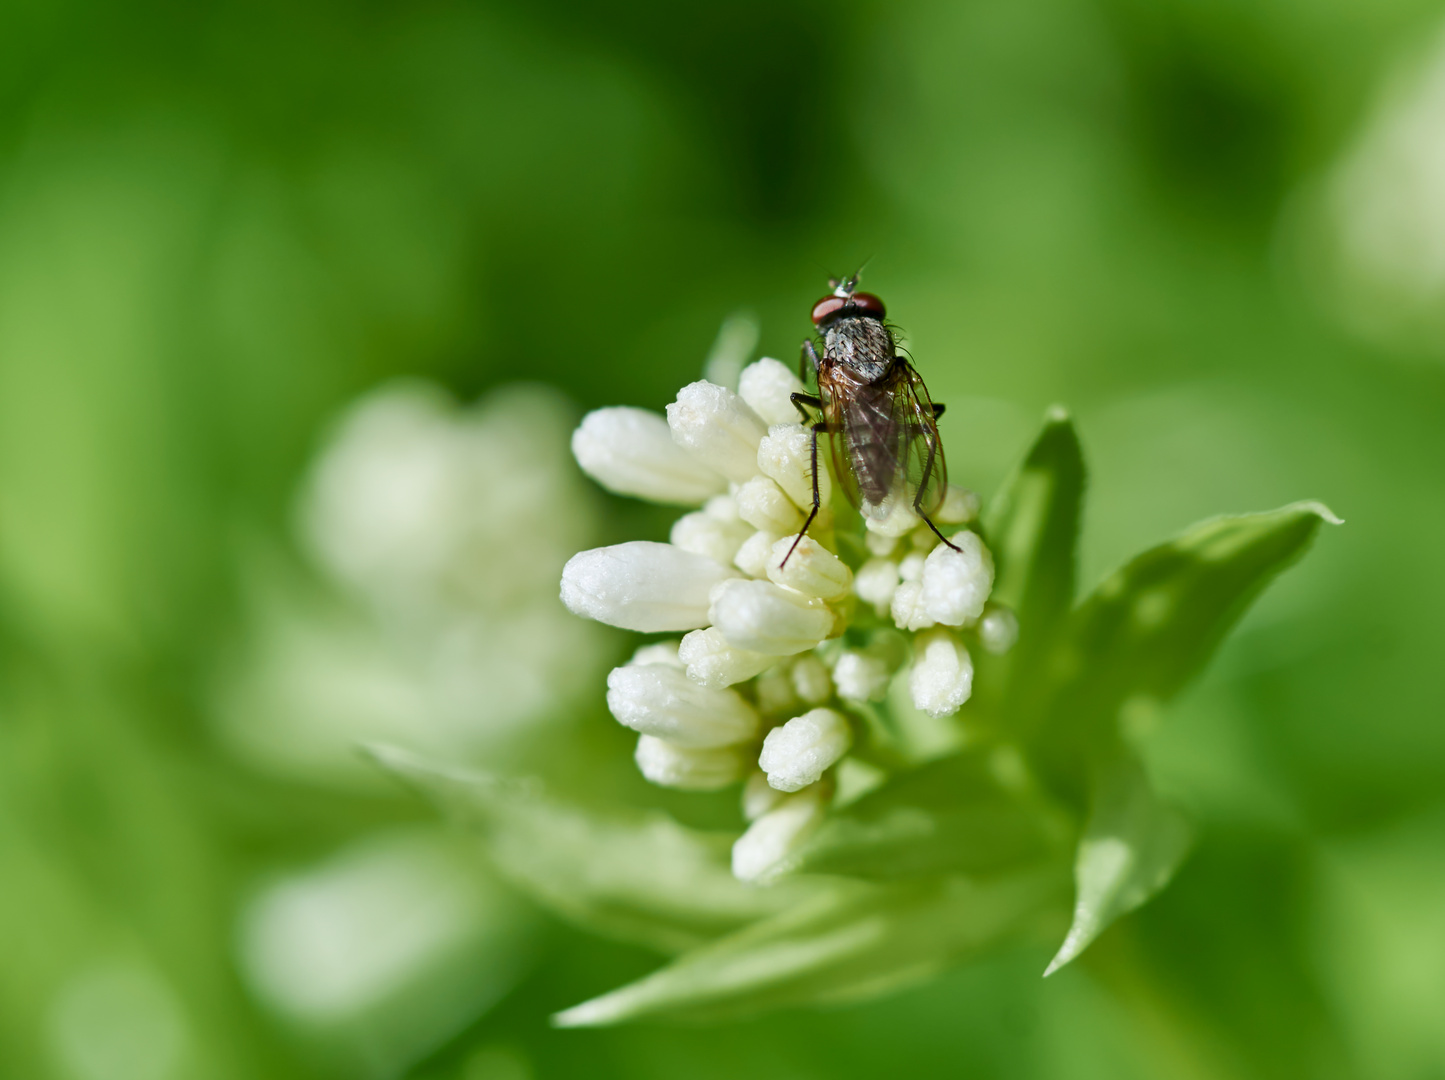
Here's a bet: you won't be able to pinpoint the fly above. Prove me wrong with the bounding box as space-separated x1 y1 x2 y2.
783 272 957 566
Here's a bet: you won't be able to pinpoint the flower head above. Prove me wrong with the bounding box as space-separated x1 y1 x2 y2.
560 363 1009 878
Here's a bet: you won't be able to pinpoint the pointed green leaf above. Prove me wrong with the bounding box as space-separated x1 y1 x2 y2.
369 745 814 954
791 751 1063 880
1045 755 1191 975
977 410 1085 725
554 867 1066 1025
983 407 1085 634
1040 501 1340 743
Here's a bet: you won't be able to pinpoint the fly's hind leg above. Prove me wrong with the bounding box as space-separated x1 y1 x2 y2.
914 431 961 553
782 390 827 568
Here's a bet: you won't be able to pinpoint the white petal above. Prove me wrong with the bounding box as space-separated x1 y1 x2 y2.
789 655 834 705
669 509 751 565
920 531 995 626
735 476 805 534
909 628 974 718
561 541 739 632
606 664 759 747
766 536 851 601
734 529 782 577
853 557 900 615
760 707 852 792
832 650 891 702
677 627 776 689
709 579 835 655
666 381 769 484
731 784 830 882
738 357 805 426
979 604 1020 655
635 736 749 791
572 407 726 505
757 423 830 511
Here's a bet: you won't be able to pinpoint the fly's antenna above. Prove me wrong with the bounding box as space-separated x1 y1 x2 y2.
830 256 874 298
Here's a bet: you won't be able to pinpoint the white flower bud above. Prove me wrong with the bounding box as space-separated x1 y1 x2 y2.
628 640 683 668
669 509 751 565
864 495 920 538
760 708 852 792
738 357 805 426
853 558 900 615
562 542 739 632
765 536 851 601
919 531 994 626
741 769 785 821
677 627 775 688
666 381 768 484
731 783 830 882
789 655 834 705
898 552 926 582
909 628 974 718
936 485 981 525
702 493 743 523
733 529 782 577
735 476 805 534
757 423 831 511
572 407 727 505
890 580 928 631
832 650 891 702
635 736 749 791
979 604 1020 655
606 664 759 747
709 579 835 655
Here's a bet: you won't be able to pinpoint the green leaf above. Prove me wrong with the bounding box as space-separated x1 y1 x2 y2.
977 410 1085 724
1044 755 1191 976
554 867 1066 1026
791 751 1064 880
1039 501 1340 745
369 745 815 954
983 407 1085 636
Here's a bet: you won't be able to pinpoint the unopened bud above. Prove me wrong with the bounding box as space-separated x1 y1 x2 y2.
678 627 775 688
635 736 750 791
562 541 739 632
572 407 726 505
757 423 831 511
666 381 769 484
735 476 805 534
731 782 831 882
979 603 1019 655
709 579 835 655
909 628 974 718
606 664 759 747
738 358 805 426
766 536 851 601
759 707 852 792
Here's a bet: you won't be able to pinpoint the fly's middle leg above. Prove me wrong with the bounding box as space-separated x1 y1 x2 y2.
782 397 827 568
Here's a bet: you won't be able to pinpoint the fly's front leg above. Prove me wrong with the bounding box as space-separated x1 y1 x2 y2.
799 339 821 385
791 390 822 424
782 418 829 568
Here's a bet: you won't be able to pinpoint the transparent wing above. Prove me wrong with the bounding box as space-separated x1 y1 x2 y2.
820 359 946 521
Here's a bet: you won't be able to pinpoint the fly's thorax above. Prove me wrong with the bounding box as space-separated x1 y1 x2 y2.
823 316 894 376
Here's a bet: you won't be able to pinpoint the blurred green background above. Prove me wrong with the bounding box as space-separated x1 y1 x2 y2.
3 0 1445 1077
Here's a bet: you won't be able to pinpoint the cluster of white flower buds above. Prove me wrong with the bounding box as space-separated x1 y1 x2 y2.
561 358 1013 882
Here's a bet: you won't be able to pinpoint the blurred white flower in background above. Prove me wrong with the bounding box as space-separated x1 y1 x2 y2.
561 359 1013 882
216 380 611 787
214 379 609 1072
1313 20 1445 350
237 829 532 1079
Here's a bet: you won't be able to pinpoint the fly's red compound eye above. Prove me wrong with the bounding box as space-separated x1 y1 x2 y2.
811 295 847 325
849 292 886 320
